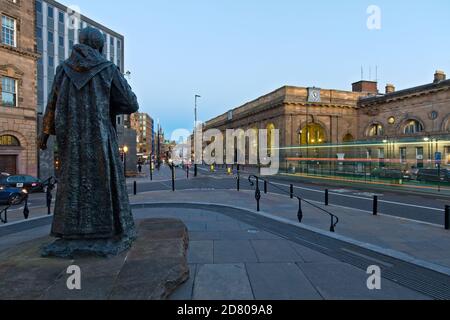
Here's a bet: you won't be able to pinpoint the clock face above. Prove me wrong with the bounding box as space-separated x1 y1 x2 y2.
308 88 321 102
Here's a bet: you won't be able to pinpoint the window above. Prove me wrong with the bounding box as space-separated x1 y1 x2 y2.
48 31 54 43
36 26 42 39
48 6 54 19
36 1 42 13
300 123 326 145
400 148 407 164
368 124 384 137
404 120 424 135
0 135 20 146
48 56 54 67
59 12 65 24
1 77 17 107
59 35 64 47
2 15 16 47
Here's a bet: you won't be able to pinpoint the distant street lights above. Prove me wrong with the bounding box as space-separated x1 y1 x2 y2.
194 94 201 177
123 145 129 177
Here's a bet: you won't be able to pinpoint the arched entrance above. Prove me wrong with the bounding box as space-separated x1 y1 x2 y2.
300 123 327 145
0 134 21 175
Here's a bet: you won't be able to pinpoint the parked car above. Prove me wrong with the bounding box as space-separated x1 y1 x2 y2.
0 186 28 205
0 175 44 193
372 168 407 179
404 168 420 180
416 169 450 183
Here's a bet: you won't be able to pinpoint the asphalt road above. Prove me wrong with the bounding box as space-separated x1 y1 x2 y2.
5 165 449 226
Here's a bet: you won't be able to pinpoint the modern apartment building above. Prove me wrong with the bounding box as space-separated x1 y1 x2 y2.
35 0 137 178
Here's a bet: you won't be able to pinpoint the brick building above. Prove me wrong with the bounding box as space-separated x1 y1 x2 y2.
131 112 154 163
0 0 39 176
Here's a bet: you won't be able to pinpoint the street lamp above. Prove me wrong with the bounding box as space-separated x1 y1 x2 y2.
123 145 129 177
194 94 201 177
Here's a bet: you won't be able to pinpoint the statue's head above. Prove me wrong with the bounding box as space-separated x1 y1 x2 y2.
79 27 105 54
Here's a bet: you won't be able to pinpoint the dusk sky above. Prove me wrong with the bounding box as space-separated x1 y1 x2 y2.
60 0 450 136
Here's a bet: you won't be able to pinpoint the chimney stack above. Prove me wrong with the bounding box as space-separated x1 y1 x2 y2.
385 84 395 94
434 70 446 83
352 80 378 94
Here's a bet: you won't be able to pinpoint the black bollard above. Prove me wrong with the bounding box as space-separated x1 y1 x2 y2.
445 205 450 230
150 164 153 181
171 165 175 192
373 196 378 216
237 176 240 192
325 189 329 206
134 181 137 195
23 195 30 220
46 187 52 215
264 180 268 194
290 184 294 199
297 198 303 223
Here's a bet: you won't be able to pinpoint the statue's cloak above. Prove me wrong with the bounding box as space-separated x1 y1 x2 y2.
42 44 139 240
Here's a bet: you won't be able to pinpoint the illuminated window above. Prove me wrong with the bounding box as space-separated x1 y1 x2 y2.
0 135 20 146
300 124 326 145
404 120 424 134
368 124 384 137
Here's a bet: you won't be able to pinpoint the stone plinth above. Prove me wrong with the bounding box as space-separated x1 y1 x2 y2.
0 219 190 300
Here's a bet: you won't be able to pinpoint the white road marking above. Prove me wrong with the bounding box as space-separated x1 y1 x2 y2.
268 181 444 212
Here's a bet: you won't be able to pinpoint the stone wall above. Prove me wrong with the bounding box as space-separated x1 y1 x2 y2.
0 0 38 177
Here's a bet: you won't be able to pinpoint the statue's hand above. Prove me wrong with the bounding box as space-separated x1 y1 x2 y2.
38 133 49 151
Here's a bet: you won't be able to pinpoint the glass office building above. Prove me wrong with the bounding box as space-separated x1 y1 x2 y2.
35 0 137 178
35 0 124 114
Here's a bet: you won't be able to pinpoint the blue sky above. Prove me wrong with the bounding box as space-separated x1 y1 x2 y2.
60 0 450 135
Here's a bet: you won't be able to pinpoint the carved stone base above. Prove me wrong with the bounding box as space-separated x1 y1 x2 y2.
41 236 136 259
0 218 190 300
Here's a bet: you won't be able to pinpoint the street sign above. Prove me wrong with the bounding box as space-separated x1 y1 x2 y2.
435 152 442 165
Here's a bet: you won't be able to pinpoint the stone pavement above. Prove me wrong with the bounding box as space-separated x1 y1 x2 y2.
131 207 427 300
130 189 450 273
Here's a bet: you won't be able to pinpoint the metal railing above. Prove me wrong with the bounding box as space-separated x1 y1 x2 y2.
0 177 56 225
247 174 339 232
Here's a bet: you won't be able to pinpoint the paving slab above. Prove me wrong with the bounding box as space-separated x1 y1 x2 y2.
193 264 254 300
213 240 258 264
297 262 430 300
246 263 322 300
251 240 303 263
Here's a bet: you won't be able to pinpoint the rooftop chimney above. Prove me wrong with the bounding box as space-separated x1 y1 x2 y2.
434 70 446 83
385 84 395 94
352 80 378 94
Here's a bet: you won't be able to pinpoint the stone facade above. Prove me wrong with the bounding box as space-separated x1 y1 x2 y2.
0 0 39 176
203 71 450 171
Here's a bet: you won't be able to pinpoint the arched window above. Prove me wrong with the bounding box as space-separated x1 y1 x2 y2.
368 124 384 137
343 133 354 143
266 123 276 155
0 135 20 146
404 120 424 135
300 124 326 145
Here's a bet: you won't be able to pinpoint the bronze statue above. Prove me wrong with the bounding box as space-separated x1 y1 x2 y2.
38 27 139 258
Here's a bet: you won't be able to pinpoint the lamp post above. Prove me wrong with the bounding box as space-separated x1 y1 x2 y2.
194 94 201 177
123 145 129 177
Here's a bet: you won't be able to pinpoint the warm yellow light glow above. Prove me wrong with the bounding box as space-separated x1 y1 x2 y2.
123 146 129 153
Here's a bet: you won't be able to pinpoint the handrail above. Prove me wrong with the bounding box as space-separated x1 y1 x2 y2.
248 174 339 232
0 205 11 224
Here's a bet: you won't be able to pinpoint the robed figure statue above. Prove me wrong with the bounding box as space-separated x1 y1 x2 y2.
38 27 139 257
